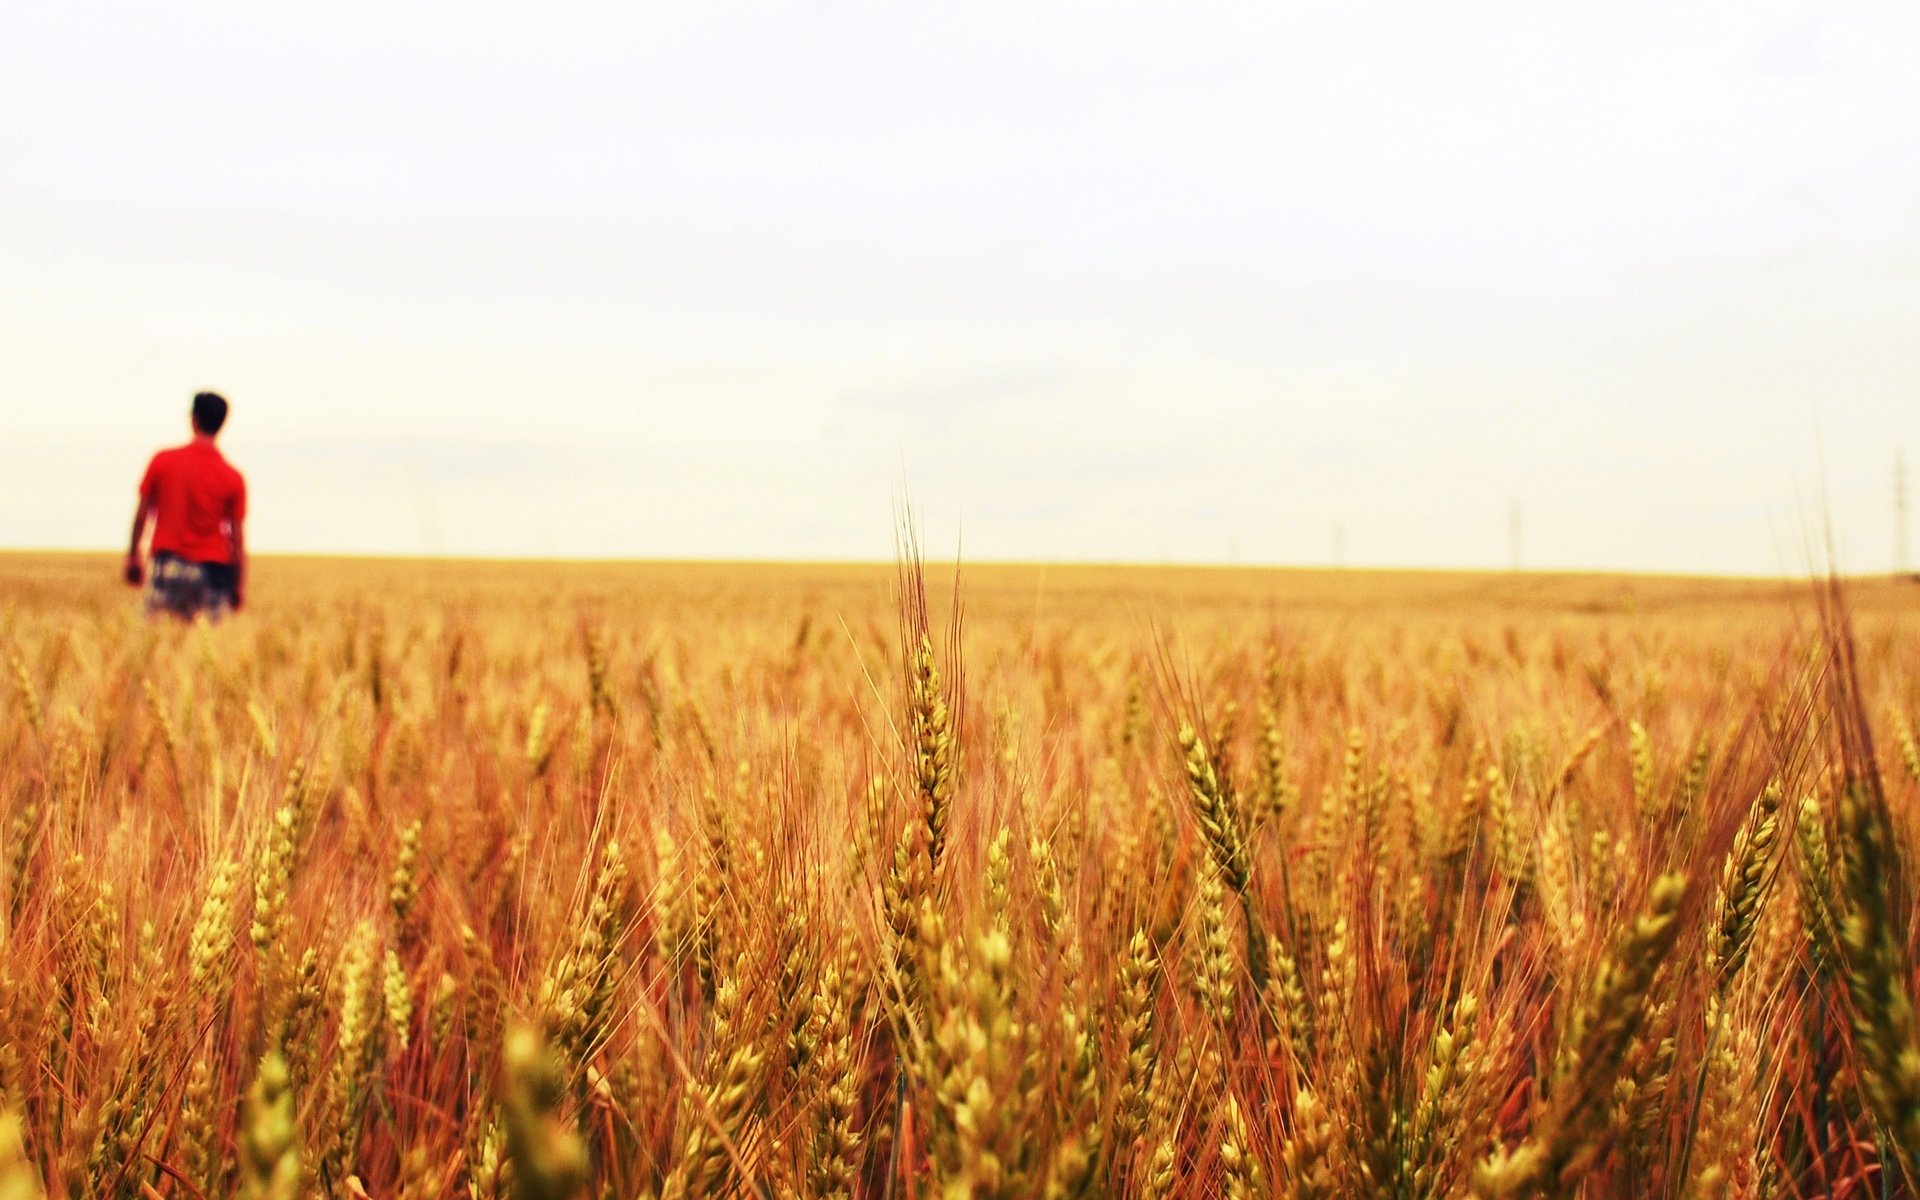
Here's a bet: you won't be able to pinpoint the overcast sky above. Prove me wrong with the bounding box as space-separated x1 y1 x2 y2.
3 2 1916 572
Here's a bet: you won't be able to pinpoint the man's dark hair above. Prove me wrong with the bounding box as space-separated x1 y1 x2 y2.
192 391 229 435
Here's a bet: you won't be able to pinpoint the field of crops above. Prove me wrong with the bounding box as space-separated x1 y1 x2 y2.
2 551 1919 1199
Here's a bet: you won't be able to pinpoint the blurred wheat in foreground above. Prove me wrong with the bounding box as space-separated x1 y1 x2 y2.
2 552 1919 1199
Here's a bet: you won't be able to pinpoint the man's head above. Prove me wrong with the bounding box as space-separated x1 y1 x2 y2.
191 391 229 436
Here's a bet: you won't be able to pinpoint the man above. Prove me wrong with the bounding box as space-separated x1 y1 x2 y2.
124 392 248 619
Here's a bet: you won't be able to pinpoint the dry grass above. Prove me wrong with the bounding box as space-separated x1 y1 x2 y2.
2 550 1919 1199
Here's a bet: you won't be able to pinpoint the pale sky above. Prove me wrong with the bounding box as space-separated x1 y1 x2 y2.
3 3 1917 573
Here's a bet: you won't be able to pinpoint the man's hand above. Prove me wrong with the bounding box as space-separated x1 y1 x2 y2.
123 554 144 587
231 584 245 613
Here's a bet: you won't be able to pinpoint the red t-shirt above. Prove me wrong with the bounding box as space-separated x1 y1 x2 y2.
140 438 247 564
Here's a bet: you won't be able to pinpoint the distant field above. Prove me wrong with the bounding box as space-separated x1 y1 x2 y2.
2 551 1918 1198
8 548 1906 626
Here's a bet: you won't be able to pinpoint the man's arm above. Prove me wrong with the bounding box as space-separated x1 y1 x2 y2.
230 521 247 611
124 496 151 586
227 475 247 611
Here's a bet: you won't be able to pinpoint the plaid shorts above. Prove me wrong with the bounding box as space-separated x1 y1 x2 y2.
145 553 238 621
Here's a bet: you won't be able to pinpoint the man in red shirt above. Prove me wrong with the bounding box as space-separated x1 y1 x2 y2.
124 392 248 619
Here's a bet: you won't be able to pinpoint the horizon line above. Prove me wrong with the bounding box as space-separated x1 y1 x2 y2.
6 545 1912 586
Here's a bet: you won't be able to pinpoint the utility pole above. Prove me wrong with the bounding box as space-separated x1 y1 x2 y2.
1509 496 1522 572
1898 451 1910 576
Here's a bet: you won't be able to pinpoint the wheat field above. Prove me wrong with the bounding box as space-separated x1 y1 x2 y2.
3 551 1919 1199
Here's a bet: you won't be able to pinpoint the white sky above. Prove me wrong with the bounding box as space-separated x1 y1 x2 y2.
3 2 1917 572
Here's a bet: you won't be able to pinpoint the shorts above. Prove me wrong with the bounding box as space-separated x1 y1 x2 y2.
146 553 239 621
